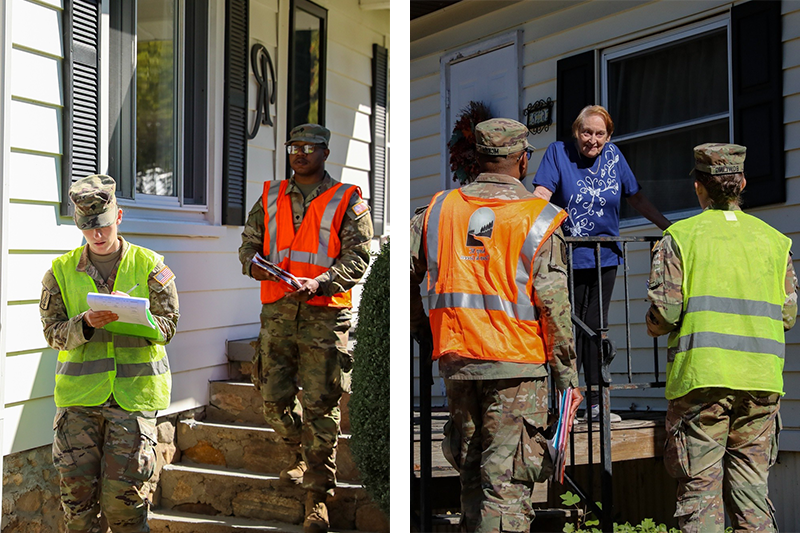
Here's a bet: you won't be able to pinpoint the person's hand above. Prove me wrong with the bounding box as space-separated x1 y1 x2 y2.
566 388 584 434
287 277 320 302
83 309 119 329
251 263 280 282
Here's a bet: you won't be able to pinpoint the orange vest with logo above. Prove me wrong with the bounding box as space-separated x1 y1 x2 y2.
260 179 359 307
423 189 567 363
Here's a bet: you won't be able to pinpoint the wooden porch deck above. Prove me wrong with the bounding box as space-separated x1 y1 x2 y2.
412 409 668 476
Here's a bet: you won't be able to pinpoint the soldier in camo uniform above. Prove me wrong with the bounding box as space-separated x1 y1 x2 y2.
40 175 179 533
410 118 583 533
647 144 798 532
239 124 373 533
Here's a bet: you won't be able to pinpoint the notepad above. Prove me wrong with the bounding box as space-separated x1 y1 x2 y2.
86 292 163 341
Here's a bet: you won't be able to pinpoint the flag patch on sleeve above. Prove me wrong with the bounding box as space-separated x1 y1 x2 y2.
351 200 370 218
153 265 175 287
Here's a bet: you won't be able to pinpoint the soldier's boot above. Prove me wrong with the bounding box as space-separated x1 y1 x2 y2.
303 491 329 533
280 451 307 485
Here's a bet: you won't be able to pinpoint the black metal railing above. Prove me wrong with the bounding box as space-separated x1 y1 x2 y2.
412 235 666 532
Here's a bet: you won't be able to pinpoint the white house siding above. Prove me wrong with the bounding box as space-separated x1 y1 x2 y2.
2 0 387 458
411 0 800 467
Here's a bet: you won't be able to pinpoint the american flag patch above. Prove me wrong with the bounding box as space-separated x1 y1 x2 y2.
351 200 369 218
153 265 175 287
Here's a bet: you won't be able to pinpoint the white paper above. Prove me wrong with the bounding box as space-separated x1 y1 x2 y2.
87 293 153 327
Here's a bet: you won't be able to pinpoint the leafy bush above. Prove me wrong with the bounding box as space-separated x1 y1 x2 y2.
350 242 390 515
560 491 733 533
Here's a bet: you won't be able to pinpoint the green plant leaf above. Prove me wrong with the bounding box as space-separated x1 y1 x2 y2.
561 491 582 507
563 523 576 533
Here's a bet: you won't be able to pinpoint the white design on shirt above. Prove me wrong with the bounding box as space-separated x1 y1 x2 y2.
566 144 620 236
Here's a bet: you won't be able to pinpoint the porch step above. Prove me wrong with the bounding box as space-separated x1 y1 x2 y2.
207 380 351 433
149 508 362 533
158 463 385 531
176 419 360 482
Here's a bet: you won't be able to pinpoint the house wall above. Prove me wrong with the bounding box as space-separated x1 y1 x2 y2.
411 2 800 525
3 0 388 460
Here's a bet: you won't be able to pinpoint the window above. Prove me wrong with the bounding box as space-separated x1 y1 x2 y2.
603 20 730 218
288 0 327 130
107 0 207 206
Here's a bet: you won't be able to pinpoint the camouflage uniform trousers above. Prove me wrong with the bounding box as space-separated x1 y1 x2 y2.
664 387 780 533
253 301 351 496
442 377 553 533
52 404 158 533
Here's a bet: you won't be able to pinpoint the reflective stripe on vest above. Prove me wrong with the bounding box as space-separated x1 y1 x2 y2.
664 209 790 399
51 244 172 410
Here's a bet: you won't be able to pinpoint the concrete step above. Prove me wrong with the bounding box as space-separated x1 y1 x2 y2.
149 508 362 533
207 381 351 433
158 463 387 532
177 419 360 482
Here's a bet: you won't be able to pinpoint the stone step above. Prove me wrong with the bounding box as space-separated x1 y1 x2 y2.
227 338 356 364
149 508 362 533
159 463 387 532
207 381 351 433
177 419 360 482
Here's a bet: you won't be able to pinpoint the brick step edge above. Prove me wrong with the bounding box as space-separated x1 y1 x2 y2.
149 508 361 533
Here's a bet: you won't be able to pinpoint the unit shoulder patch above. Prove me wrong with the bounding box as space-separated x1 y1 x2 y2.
40 289 51 310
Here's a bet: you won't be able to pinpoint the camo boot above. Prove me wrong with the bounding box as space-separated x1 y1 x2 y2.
303 491 329 533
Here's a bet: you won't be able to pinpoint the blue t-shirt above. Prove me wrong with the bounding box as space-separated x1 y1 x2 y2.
533 141 640 269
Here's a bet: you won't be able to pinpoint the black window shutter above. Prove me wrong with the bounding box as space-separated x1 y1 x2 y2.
222 0 249 225
370 44 388 237
556 51 595 143
732 0 784 208
185 0 209 205
62 0 101 217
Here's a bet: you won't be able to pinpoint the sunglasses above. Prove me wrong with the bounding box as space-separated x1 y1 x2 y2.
517 147 534 161
287 144 324 155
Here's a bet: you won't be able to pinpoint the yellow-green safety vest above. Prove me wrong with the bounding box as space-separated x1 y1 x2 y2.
665 209 791 400
51 244 172 411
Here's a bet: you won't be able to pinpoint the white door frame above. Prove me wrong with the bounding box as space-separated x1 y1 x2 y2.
439 30 522 191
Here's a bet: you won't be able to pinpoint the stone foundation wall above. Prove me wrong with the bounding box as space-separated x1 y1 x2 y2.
1 407 202 533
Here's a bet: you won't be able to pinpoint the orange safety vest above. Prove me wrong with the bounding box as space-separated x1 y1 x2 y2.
260 179 359 307
424 189 567 363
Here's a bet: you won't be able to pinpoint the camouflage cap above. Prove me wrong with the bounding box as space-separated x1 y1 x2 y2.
475 118 531 156
69 174 119 230
285 123 331 146
693 143 746 175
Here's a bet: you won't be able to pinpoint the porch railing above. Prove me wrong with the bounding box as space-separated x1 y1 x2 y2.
412 235 666 532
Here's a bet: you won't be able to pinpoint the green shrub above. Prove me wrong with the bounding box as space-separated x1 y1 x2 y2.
350 241 390 515
560 491 733 533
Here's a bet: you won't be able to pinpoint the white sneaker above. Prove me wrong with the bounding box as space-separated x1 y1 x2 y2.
584 404 622 423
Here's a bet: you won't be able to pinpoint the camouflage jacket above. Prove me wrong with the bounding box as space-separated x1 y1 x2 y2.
411 173 579 390
239 172 373 305
40 237 180 351
646 216 798 337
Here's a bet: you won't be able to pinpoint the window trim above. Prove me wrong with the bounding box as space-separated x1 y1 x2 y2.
600 15 733 144
107 0 209 210
287 0 328 132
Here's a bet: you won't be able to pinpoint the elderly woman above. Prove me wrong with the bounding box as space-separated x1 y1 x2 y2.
646 143 796 532
533 105 670 421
